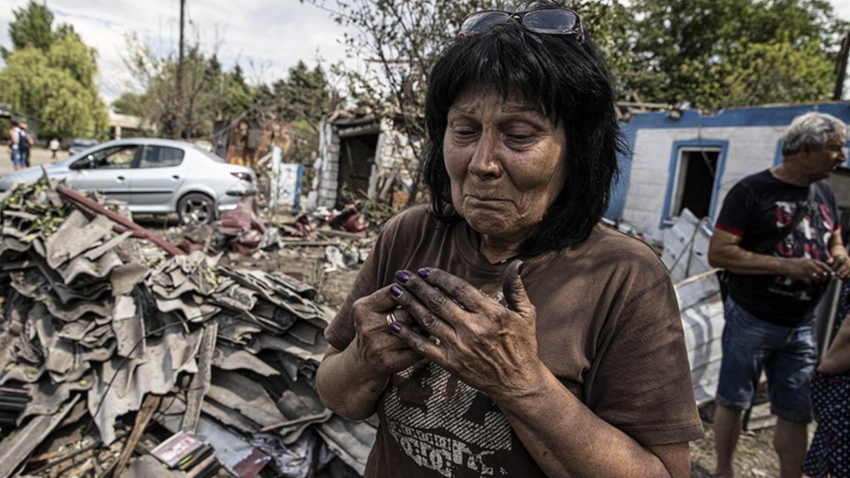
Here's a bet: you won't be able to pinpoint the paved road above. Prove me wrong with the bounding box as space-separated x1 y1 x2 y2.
0 147 67 178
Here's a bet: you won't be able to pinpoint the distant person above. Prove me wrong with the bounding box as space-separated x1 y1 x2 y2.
49 137 60 160
8 119 22 171
708 112 850 478
17 123 33 169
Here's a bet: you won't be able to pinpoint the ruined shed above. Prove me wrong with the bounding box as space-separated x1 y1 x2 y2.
309 110 420 210
607 102 850 244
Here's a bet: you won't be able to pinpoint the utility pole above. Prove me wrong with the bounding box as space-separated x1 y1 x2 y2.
833 31 850 101
175 0 186 139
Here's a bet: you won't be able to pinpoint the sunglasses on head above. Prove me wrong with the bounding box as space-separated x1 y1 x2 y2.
458 8 584 42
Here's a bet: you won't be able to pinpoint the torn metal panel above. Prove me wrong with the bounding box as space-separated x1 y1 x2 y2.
182 322 217 433
317 416 378 476
112 295 145 359
88 327 202 444
155 296 219 323
83 231 133 261
31 305 75 378
285 321 324 346
41 292 111 322
0 363 45 385
216 315 262 345
58 250 123 285
212 344 279 377
207 369 286 428
20 376 92 422
45 213 112 269
110 263 149 296
55 320 97 342
0 394 80 478
247 334 327 363
202 397 262 433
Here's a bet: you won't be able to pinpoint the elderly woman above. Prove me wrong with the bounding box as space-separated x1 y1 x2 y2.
316 2 703 476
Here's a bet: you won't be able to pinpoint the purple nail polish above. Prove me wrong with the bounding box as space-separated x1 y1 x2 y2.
518 261 526 276
389 323 401 333
390 285 403 298
395 270 410 283
417 268 431 278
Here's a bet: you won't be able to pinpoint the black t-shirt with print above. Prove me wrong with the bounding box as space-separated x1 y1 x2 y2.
715 170 841 326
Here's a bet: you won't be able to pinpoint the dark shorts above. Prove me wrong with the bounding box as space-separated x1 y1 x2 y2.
715 296 816 423
803 371 850 477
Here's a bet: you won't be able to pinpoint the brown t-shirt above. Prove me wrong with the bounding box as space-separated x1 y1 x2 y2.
325 206 704 477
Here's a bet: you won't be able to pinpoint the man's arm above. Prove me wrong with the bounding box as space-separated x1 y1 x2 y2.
708 229 832 281
827 231 850 279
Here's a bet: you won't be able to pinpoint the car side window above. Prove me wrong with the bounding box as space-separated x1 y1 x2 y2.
139 146 185 168
76 145 138 170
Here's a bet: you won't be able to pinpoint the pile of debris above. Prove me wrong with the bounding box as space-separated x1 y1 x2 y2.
0 180 375 478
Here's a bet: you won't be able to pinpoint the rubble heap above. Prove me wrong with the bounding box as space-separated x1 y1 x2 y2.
0 180 375 478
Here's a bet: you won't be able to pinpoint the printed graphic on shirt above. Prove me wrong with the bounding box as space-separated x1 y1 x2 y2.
770 201 835 300
384 362 512 477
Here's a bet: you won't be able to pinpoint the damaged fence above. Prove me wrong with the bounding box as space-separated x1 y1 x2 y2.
0 180 375 478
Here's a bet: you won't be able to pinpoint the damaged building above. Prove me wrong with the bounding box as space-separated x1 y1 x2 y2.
308 110 421 210
607 102 850 244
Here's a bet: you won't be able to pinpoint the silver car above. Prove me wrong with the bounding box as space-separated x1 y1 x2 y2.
0 138 256 224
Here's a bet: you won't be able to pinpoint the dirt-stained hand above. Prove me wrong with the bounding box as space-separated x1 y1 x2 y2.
386 261 547 402
783 257 834 284
827 254 850 280
351 285 424 377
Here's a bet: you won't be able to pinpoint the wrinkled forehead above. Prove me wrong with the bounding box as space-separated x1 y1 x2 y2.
449 83 549 119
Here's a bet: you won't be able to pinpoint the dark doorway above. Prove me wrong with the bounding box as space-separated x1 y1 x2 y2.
673 149 720 219
338 134 378 203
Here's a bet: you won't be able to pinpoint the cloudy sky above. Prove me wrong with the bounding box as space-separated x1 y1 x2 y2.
1 0 850 105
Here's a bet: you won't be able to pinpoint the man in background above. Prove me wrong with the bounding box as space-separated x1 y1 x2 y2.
708 112 850 478
8 119 22 171
18 123 33 168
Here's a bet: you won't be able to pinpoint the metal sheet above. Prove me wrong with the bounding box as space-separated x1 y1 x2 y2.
0 394 80 478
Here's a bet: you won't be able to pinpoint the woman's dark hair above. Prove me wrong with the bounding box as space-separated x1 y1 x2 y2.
423 2 626 255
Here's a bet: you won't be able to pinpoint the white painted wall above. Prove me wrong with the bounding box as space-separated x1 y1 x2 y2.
623 125 787 243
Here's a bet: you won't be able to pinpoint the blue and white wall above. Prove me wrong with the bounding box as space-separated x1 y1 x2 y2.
608 103 850 244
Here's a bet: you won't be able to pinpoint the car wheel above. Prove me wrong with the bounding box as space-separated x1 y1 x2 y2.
178 193 215 225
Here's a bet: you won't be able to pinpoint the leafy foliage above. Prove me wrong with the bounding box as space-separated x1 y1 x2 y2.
120 36 255 138
0 14 109 140
624 0 848 107
1 0 54 59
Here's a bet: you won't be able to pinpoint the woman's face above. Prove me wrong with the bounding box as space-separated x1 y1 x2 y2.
444 85 567 243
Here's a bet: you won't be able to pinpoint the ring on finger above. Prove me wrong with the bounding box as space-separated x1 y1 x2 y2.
430 335 441 346
386 312 396 326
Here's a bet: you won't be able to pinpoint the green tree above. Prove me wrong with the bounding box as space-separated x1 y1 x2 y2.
626 0 847 107
121 35 256 138
2 0 54 58
0 3 109 139
0 45 108 138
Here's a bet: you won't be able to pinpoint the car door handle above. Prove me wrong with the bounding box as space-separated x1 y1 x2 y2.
172 175 180 180
117 176 126 181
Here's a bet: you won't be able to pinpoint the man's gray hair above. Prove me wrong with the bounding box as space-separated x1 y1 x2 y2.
782 112 847 156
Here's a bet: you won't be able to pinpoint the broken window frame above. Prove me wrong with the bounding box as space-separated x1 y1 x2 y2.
661 139 729 228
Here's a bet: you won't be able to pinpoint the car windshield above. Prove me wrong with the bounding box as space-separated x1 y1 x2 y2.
194 146 227 163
